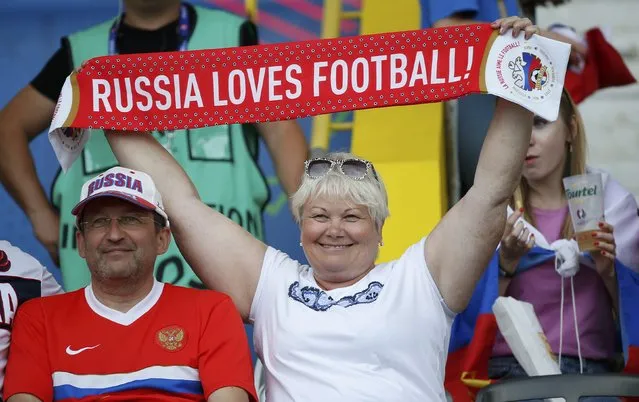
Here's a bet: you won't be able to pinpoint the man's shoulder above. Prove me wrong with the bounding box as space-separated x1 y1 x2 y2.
18 289 81 316
31 288 80 305
163 283 233 307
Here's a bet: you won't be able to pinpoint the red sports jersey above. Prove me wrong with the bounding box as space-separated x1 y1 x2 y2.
4 281 257 402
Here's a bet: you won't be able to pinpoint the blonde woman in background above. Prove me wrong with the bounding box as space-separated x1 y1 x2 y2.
491 89 639 395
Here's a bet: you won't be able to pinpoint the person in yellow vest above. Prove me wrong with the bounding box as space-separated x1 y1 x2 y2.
0 0 308 291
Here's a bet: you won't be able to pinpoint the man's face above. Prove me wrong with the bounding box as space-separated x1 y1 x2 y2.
76 198 170 283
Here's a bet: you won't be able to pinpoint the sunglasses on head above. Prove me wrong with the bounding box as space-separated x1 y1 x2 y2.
304 158 379 181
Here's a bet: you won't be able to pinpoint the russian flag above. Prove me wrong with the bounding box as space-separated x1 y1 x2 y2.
445 249 639 400
444 252 499 402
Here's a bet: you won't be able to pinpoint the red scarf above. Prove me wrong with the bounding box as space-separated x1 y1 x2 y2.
49 23 570 170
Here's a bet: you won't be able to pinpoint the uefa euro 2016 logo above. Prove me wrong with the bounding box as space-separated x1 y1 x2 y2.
576 208 587 220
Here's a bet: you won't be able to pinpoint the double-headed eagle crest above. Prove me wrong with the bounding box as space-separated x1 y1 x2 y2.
156 325 187 352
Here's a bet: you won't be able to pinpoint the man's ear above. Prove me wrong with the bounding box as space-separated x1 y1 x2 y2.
156 227 171 255
76 227 87 259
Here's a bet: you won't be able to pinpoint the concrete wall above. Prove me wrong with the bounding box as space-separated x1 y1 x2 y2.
537 0 639 202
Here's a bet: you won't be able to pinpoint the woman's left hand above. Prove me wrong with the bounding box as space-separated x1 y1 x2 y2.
591 221 616 278
491 16 541 39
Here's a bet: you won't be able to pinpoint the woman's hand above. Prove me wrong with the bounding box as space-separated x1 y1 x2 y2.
491 16 541 39
499 208 535 275
590 221 617 279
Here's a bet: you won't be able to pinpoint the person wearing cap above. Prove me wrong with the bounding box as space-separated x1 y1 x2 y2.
103 15 545 402
3 167 257 402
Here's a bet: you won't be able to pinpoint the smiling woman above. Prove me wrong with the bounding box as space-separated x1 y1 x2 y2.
290 153 388 289
104 16 549 402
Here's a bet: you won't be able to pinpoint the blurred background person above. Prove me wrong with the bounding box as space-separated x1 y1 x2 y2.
0 240 62 399
492 89 639 386
0 0 308 292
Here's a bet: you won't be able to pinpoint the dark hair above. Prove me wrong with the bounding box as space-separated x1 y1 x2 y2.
152 212 168 232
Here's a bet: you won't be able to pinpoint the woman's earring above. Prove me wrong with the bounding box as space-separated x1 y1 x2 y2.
299 242 303 247
569 143 573 153
379 240 384 246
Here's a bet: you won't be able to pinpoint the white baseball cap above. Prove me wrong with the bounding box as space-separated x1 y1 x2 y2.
72 166 169 226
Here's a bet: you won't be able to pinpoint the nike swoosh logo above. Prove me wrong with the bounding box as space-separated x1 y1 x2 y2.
66 344 100 355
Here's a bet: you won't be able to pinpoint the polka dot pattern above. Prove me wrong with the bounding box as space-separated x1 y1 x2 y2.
69 24 495 131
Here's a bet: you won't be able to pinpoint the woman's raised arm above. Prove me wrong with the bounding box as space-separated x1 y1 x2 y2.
106 130 267 320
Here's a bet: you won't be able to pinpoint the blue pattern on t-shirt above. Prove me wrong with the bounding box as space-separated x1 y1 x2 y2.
288 281 384 311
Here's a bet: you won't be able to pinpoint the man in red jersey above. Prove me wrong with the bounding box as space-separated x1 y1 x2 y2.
4 166 257 402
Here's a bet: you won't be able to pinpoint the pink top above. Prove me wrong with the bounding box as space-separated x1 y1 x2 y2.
493 206 617 359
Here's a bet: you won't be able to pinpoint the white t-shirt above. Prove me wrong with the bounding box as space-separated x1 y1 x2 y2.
250 238 455 402
0 240 63 396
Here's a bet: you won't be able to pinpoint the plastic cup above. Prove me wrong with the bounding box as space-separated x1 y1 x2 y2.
563 173 604 252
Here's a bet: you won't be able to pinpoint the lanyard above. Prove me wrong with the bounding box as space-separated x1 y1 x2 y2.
108 3 190 153
108 3 190 55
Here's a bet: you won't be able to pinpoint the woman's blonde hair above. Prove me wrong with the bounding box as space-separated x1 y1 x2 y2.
513 89 587 239
290 152 389 230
